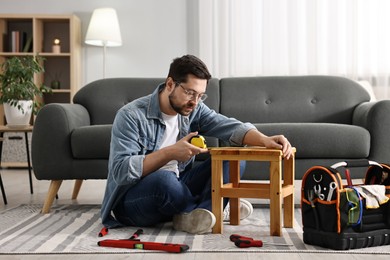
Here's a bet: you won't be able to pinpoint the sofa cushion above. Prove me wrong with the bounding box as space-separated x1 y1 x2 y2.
73 78 221 125
73 78 165 125
220 76 370 124
71 125 112 159
254 123 370 158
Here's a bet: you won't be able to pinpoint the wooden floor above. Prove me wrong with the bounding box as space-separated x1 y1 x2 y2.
0 169 387 260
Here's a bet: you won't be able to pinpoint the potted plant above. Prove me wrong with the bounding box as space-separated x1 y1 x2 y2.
0 55 51 127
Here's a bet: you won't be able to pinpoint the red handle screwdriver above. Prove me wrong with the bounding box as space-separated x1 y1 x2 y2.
98 227 108 237
231 234 263 248
129 228 143 240
230 234 291 248
235 239 263 248
230 234 253 242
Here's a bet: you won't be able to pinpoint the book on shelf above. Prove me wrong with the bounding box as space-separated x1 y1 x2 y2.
8 31 32 53
11 31 19 52
22 35 33 52
2 33 9 52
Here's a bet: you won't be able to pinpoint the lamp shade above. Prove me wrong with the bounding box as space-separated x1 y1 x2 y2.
85 8 122 47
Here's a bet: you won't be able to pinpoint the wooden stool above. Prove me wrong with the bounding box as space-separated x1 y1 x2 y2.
210 147 296 236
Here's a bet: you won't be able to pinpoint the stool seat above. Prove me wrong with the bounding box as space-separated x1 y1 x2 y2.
210 146 296 236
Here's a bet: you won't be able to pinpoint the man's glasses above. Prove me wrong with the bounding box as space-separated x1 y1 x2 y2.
177 83 208 102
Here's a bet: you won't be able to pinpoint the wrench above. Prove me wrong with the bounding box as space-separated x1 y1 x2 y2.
327 182 337 201
313 184 325 200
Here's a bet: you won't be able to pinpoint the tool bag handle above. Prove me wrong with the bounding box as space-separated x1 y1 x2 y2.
330 159 382 170
331 160 382 187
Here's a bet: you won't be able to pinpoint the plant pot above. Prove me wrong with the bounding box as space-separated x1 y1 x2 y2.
3 100 33 127
51 80 60 89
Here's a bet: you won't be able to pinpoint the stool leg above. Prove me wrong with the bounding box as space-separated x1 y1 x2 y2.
212 159 223 233
229 160 240 225
269 160 282 236
283 155 295 228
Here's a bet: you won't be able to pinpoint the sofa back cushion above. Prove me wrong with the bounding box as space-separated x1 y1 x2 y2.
73 78 220 125
255 123 370 158
219 76 370 124
73 78 165 125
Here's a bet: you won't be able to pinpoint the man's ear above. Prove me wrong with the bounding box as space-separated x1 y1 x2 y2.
166 77 176 91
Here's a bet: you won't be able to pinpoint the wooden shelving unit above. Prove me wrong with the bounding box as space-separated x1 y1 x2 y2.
0 14 82 125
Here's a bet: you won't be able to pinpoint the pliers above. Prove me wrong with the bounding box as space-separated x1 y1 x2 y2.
230 234 291 248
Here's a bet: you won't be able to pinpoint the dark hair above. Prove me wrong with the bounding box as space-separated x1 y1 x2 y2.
167 54 212 84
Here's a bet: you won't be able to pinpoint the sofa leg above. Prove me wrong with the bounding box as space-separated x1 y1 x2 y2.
42 180 63 214
72 179 83 200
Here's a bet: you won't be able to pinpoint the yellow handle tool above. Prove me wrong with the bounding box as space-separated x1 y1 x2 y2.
190 135 207 149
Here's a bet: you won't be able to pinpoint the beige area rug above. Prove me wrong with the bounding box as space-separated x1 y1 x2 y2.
0 204 389 254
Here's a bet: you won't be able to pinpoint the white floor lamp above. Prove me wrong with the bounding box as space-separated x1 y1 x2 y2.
85 8 122 78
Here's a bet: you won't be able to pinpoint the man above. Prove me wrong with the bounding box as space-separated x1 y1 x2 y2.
101 55 293 234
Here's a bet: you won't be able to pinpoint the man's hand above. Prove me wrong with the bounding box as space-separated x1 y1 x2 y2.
263 135 293 160
174 132 209 162
142 132 208 176
243 129 293 160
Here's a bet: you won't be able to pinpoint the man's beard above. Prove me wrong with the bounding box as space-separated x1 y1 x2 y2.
169 94 196 116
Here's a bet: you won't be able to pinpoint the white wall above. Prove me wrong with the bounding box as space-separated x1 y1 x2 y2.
0 0 189 85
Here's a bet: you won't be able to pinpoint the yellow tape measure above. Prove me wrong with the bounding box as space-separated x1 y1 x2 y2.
190 135 207 149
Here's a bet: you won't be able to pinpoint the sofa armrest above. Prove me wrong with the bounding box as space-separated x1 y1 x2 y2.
353 100 390 162
32 103 90 180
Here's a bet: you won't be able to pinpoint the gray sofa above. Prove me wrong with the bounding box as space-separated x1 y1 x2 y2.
32 75 390 213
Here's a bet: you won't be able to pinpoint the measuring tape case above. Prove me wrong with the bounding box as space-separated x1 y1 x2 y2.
301 160 390 250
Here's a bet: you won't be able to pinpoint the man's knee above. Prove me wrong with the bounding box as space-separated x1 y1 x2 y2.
148 171 189 207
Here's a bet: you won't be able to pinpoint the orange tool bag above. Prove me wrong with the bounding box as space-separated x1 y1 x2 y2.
301 160 390 250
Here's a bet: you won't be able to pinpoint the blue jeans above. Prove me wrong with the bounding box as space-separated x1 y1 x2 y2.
113 158 246 227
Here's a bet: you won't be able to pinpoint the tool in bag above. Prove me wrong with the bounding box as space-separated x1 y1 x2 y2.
98 228 189 253
301 159 390 250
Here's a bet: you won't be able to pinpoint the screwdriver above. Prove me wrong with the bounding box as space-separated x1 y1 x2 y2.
234 239 263 248
230 234 292 248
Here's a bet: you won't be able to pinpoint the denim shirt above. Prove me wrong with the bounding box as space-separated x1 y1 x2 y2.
101 83 256 228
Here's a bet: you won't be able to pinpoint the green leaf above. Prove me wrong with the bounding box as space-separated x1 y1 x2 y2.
0 55 52 115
